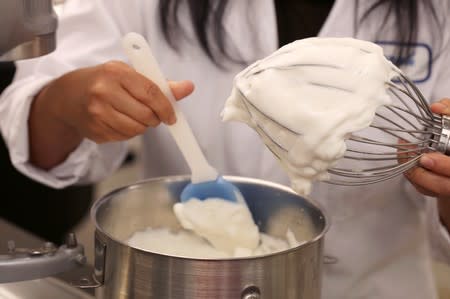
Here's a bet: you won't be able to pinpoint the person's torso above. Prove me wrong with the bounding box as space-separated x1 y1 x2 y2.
117 0 448 297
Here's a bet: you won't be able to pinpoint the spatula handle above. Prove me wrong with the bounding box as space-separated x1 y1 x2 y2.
122 32 217 183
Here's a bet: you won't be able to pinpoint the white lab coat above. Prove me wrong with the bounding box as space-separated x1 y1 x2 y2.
1 0 449 298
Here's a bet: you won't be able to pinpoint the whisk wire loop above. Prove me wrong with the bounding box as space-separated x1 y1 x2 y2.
236 62 448 186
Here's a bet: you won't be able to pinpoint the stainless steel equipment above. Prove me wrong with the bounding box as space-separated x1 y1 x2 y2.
0 0 57 61
0 233 87 283
82 175 328 299
236 53 449 186
0 218 94 298
1 175 328 298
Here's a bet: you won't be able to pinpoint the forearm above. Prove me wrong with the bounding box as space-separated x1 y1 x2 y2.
28 78 83 170
438 199 450 234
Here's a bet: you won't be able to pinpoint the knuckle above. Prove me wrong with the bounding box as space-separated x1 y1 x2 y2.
142 109 158 125
136 124 147 135
130 123 146 136
155 102 173 122
160 100 173 114
144 81 161 99
87 121 123 143
86 101 103 118
89 79 109 98
101 60 128 76
149 118 161 127
406 167 422 182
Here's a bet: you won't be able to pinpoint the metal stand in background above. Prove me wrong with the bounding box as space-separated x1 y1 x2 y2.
0 233 86 283
0 218 95 298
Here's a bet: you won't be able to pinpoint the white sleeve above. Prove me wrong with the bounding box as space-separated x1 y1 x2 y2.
0 0 148 188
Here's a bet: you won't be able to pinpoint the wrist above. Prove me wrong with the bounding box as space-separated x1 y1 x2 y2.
29 79 83 169
33 80 81 141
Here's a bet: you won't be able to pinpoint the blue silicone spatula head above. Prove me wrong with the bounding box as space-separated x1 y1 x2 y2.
180 177 242 202
122 32 242 203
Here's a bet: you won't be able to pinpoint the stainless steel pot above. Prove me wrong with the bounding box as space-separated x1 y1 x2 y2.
0 175 329 298
86 175 329 299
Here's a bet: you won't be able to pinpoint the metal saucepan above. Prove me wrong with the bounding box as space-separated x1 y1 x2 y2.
1 176 329 299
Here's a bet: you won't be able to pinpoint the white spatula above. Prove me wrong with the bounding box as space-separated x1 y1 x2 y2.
122 32 241 202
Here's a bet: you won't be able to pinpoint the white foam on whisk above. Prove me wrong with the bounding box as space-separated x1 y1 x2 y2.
222 38 396 195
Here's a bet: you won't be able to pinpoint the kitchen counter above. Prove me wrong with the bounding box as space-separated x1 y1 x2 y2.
0 217 95 298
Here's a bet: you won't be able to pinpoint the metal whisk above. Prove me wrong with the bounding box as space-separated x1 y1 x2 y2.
236 63 450 186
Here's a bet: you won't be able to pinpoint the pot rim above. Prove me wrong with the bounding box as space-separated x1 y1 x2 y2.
91 175 330 261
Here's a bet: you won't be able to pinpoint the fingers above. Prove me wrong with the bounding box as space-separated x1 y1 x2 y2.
404 155 450 198
401 98 450 198
85 106 148 143
99 61 195 126
120 72 175 125
430 98 450 115
103 107 148 139
120 71 194 125
95 120 129 142
404 167 438 197
80 61 195 143
413 184 436 197
108 85 161 127
419 152 450 177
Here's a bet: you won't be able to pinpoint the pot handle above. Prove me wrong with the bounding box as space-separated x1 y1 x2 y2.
71 231 106 289
0 233 86 283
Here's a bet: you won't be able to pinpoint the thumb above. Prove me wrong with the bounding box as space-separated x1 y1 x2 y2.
430 98 450 115
169 80 195 101
419 152 450 177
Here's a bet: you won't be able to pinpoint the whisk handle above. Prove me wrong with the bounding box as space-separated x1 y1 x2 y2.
436 115 450 155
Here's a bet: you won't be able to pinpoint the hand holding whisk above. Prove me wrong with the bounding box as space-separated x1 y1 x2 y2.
328 70 450 186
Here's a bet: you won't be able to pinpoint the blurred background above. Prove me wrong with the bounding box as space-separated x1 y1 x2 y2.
0 0 448 298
